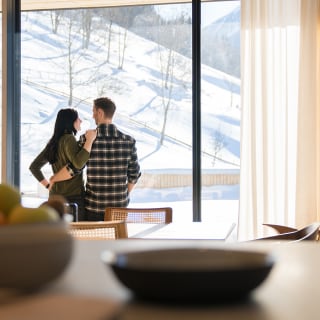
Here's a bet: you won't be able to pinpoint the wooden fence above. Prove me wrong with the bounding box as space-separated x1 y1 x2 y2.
136 169 240 189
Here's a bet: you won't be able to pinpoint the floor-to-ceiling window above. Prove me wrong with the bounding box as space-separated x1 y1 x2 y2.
200 1 240 223
18 1 240 222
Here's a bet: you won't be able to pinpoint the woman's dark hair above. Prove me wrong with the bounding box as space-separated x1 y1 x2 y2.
45 108 79 164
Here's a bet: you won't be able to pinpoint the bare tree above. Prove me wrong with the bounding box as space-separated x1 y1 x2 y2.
212 128 227 167
222 73 240 109
98 8 119 63
99 6 150 68
106 20 113 62
55 11 109 106
50 11 64 34
117 26 128 70
156 15 191 145
81 10 92 49
158 45 174 145
66 17 75 106
113 7 142 69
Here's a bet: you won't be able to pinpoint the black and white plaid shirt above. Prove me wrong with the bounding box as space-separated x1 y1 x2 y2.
80 123 141 220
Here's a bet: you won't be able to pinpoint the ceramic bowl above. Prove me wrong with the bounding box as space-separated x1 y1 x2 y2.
102 247 275 302
0 221 73 290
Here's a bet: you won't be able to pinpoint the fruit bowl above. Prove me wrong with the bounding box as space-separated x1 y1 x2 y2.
0 221 73 290
102 247 275 302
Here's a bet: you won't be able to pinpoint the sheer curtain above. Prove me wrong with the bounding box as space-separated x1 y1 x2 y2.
238 0 320 240
295 1 320 228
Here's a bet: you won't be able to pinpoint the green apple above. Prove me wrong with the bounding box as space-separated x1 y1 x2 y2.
8 204 60 224
0 183 21 216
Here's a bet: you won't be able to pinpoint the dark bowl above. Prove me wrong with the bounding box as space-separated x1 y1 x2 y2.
101 247 275 302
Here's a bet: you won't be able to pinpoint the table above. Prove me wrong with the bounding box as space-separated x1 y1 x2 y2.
127 222 236 240
1 239 320 319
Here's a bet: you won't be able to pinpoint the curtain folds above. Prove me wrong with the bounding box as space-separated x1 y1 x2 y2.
295 0 320 228
238 0 320 240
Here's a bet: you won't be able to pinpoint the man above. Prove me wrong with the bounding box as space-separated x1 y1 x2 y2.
82 97 141 220
51 97 141 221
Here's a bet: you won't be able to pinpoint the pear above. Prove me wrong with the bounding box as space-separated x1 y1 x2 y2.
0 183 21 217
8 204 60 224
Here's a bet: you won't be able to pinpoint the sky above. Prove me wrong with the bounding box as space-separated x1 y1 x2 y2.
20 8 240 210
202 1 240 26
156 1 240 27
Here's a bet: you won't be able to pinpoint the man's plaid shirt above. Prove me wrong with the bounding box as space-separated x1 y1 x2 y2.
80 123 141 220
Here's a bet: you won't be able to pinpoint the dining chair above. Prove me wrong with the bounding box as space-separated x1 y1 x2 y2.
263 223 297 234
255 222 320 242
68 221 128 240
41 195 79 222
64 202 79 222
263 222 320 240
104 207 173 224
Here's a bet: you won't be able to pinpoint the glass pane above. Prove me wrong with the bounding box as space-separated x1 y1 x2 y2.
21 4 193 220
201 1 240 226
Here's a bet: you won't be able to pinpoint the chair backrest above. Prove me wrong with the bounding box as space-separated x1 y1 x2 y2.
68 221 128 240
256 223 320 242
64 202 79 222
104 207 173 224
262 223 297 234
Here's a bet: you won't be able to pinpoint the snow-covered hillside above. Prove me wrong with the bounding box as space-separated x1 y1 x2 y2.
20 10 240 200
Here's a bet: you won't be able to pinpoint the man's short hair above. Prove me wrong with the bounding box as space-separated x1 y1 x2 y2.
94 97 116 118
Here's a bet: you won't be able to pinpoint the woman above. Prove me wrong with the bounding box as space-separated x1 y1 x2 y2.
29 108 96 221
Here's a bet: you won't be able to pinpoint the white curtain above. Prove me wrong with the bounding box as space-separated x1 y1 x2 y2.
295 1 320 228
238 0 320 240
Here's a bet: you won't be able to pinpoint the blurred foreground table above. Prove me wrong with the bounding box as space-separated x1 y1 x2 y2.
1 239 320 319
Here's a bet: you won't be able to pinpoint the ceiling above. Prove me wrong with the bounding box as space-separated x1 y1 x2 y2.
18 0 191 11
0 0 236 12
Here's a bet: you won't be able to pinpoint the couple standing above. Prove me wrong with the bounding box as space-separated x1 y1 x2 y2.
29 97 141 221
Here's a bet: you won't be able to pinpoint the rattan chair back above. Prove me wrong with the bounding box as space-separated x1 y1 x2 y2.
69 221 128 239
105 207 172 224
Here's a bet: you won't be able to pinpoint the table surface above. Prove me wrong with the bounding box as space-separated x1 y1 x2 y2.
127 221 236 240
1 239 320 320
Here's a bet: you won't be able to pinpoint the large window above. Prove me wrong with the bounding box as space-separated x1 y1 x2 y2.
20 1 240 222
200 1 240 223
